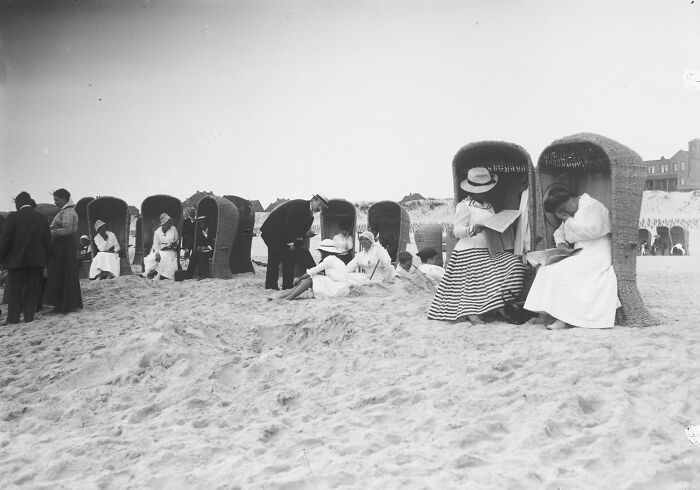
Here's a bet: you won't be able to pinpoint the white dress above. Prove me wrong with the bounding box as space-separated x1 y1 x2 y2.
346 244 397 286
418 264 445 285
143 226 179 279
524 194 620 329
307 255 349 298
89 231 121 278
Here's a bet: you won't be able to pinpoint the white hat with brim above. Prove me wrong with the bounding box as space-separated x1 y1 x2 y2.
459 167 498 194
317 238 341 254
159 213 172 225
94 220 106 232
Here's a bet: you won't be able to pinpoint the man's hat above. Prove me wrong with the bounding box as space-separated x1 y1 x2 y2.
312 194 329 208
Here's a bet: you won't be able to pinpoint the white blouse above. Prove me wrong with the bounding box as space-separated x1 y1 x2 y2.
453 197 495 251
152 226 179 253
94 231 120 253
333 233 354 254
346 244 397 282
307 255 349 283
553 194 611 246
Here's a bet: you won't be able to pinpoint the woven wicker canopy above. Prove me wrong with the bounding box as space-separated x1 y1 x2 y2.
367 200 410 263
321 199 357 259
195 195 239 279
224 195 255 274
87 196 132 276
140 195 183 260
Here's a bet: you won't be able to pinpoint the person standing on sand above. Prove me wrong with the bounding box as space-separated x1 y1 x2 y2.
260 194 328 290
0 192 51 324
44 188 83 314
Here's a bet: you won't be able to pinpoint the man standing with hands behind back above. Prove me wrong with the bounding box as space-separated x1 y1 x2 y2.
261 194 328 290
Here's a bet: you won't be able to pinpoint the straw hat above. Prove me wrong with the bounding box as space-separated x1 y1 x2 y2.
94 219 106 232
312 194 329 208
159 213 172 225
459 167 498 193
358 231 376 244
317 238 341 254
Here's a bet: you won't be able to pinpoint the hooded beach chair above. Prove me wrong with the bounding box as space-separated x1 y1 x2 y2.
321 198 357 261
367 200 410 263
532 132 658 327
414 223 445 266
35 203 60 224
670 226 688 255
224 195 255 274
140 195 183 270
87 196 132 276
637 228 652 255
194 195 239 279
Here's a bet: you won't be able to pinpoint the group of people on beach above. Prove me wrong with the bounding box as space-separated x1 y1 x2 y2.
1 168 620 329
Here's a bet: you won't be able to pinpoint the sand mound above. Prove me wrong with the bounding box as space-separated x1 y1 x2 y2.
1 259 700 488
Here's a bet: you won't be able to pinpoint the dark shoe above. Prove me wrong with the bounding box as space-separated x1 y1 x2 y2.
265 286 280 291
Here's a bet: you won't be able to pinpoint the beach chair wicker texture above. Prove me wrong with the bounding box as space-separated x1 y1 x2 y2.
195 195 239 279
140 195 184 269
414 224 444 266
320 199 357 259
224 195 255 274
132 217 143 266
656 226 672 255
87 196 132 276
75 197 94 240
367 201 410 263
35 203 60 224
533 132 658 327
670 226 688 254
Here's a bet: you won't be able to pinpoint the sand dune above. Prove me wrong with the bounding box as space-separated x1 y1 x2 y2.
1 257 699 489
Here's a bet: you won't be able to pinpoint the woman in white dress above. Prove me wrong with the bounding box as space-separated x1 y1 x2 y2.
524 190 620 329
346 231 397 286
428 167 525 324
279 239 349 300
143 213 179 280
89 220 121 279
332 220 355 265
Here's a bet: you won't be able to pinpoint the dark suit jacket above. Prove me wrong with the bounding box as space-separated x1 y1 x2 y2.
194 227 216 250
0 206 51 270
260 199 313 246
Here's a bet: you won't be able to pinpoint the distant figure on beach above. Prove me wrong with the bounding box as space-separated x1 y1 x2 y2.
78 235 92 262
346 231 396 285
260 194 328 290
638 240 647 256
332 219 355 265
0 192 50 324
89 220 121 280
428 168 524 324
415 247 445 285
44 188 83 313
279 239 349 300
185 215 215 279
672 243 686 255
143 213 179 280
524 190 619 329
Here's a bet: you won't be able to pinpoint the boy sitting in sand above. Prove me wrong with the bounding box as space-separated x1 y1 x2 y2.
395 251 415 278
278 239 349 300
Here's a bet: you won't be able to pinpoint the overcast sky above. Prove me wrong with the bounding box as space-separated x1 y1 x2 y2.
1 0 699 209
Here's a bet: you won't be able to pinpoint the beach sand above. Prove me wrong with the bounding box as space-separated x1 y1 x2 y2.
1 256 699 489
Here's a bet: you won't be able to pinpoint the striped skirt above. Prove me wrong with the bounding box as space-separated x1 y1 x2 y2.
428 248 525 321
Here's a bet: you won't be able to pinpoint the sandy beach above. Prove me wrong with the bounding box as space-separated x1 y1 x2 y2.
0 255 698 489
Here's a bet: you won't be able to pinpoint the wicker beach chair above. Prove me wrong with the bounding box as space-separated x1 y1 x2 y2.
195 195 239 279
670 226 688 255
637 228 652 255
87 197 132 276
321 199 357 260
533 132 658 327
140 195 183 269
76 197 94 239
35 203 60 224
414 223 444 266
224 195 255 274
367 201 410 263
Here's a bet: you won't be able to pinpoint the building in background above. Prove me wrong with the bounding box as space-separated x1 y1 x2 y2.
645 138 700 191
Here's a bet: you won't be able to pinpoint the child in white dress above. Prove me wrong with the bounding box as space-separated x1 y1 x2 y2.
279 239 349 300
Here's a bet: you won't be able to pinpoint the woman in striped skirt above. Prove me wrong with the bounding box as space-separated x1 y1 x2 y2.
428 168 525 324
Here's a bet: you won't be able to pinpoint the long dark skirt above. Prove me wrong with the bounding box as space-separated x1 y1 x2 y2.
428 248 524 321
44 235 83 311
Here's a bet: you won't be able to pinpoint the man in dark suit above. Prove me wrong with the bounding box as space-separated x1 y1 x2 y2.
0 192 51 324
185 215 216 279
260 194 328 290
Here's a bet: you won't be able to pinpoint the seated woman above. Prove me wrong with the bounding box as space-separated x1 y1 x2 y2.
332 219 355 265
672 243 685 255
428 167 525 324
415 247 445 285
279 239 349 300
89 220 121 280
524 190 620 329
143 213 179 280
346 231 397 286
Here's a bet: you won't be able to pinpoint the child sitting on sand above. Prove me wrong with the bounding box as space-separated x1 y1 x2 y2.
395 251 415 278
279 239 349 300
415 247 445 285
